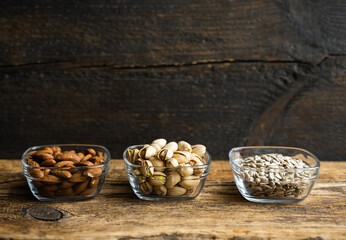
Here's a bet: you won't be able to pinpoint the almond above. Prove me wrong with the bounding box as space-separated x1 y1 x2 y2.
59 181 75 189
69 172 88 183
55 187 74 196
55 151 80 163
86 148 96 156
42 174 60 184
29 168 44 179
74 180 89 194
84 167 103 178
27 159 40 167
41 184 59 191
80 187 96 196
40 159 56 167
88 178 100 188
82 154 92 162
51 170 72 179
54 161 75 167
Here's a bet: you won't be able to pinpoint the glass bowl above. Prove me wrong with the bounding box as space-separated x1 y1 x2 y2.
22 144 111 201
229 146 320 203
123 144 212 200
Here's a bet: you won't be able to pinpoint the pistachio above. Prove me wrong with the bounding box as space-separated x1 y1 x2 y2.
138 145 157 159
139 160 154 177
178 164 194 177
133 169 141 176
154 185 167 197
164 142 178 152
172 151 191 164
152 138 167 149
139 181 153 195
167 186 186 197
165 171 181 189
179 176 200 189
189 153 203 165
185 187 198 196
151 143 161 151
178 141 192 152
189 154 205 176
192 144 206 157
157 148 173 161
126 148 135 163
166 158 179 168
148 156 165 171
193 164 205 176
149 172 166 186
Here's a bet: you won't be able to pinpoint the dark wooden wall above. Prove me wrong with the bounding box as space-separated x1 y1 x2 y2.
1 0 345 160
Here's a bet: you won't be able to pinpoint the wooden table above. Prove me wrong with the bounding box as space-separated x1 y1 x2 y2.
0 160 345 240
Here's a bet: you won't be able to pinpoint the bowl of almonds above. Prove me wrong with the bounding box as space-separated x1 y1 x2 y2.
229 146 320 203
123 138 211 200
22 144 111 201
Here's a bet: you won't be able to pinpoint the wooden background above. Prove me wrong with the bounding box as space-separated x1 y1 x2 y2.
0 0 345 160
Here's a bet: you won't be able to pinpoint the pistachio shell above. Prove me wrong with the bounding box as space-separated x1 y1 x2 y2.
148 172 166 186
154 185 167 197
189 153 202 165
133 169 141 176
157 148 173 161
152 138 167 149
139 160 154 177
179 176 200 189
166 158 179 168
185 187 198 196
192 144 206 157
164 142 178 152
126 149 133 162
151 143 161 151
172 151 191 164
148 156 165 171
139 145 157 159
165 171 181 189
167 186 187 196
149 157 165 167
178 141 192 152
139 181 153 195
193 161 205 176
178 165 194 177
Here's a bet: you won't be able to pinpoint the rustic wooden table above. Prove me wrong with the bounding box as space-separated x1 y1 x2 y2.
0 159 345 240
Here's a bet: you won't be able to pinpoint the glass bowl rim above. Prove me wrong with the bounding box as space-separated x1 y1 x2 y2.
21 144 111 169
228 146 320 170
123 144 212 169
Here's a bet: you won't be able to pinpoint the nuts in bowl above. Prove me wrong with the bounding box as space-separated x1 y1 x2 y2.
229 146 320 203
22 144 110 201
123 139 211 200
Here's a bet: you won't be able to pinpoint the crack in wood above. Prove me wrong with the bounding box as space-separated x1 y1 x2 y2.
0 58 312 72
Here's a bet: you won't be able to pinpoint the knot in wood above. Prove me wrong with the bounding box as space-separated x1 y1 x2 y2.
26 205 63 221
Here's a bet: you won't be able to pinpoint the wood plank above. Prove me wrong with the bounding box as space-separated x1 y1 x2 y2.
0 61 309 160
0 159 345 239
2 0 344 67
246 57 346 160
1 57 345 160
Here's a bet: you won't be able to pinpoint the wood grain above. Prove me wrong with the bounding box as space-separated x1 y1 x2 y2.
0 159 345 240
0 1 345 160
1 0 343 67
1 58 345 160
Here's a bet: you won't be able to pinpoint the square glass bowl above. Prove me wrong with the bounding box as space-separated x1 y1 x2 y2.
22 144 111 201
229 146 320 203
123 145 212 200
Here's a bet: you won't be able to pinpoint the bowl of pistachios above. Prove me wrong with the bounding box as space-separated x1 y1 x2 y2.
123 139 211 200
229 146 320 203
